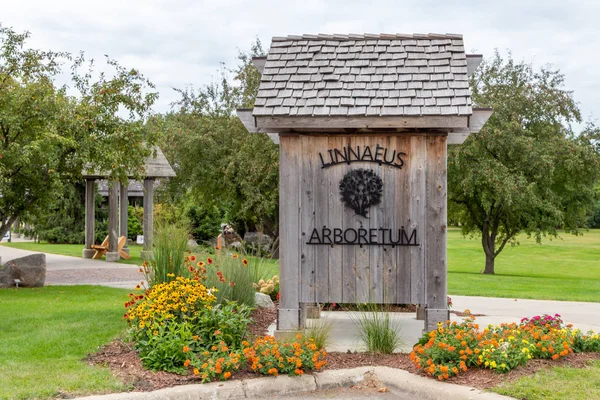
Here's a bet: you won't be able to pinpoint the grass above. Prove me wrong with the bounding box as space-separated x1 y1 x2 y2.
0 286 130 400
305 316 334 350
492 360 600 400
448 228 600 302
351 304 403 354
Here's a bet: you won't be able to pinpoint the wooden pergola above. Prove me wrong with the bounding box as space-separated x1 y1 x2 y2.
81 147 175 261
239 33 492 335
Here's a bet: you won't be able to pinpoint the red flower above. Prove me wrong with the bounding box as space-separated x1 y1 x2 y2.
190 255 197 262
207 257 213 265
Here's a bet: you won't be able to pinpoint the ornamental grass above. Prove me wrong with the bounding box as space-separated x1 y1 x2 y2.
410 312 600 381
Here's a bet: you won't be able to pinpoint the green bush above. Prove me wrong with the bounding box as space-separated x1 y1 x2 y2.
128 205 143 240
186 203 224 242
125 276 252 374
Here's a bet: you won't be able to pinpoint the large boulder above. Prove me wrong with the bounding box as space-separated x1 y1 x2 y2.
244 232 272 246
0 253 46 288
254 292 275 309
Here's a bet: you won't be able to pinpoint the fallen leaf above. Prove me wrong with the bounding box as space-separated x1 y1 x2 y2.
378 387 389 393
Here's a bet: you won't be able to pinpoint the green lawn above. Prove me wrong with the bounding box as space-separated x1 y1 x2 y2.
0 242 144 265
493 360 600 400
448 228 600 302
0 286 130 400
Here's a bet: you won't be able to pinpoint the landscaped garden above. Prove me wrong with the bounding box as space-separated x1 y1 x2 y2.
2 227 600 399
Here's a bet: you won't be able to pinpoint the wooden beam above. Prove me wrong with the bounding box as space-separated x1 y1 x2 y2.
237 109 280 144
252 57 266 74
255 115 469 130
470 108 493 130
447 108 493 144
466 54 483 76
447 132 470 144
267 133 280 144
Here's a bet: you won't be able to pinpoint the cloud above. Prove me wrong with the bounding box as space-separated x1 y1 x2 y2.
2 0 598 125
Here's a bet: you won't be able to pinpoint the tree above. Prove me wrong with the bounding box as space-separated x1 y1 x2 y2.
448 51 600 274
0 26 159 240
155 39 280 241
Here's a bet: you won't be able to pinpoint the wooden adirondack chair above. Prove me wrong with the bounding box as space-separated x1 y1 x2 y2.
91 236 131 260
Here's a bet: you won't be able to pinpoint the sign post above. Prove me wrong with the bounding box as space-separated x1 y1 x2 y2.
239 33 491 335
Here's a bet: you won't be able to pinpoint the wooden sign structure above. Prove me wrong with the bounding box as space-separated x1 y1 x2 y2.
239 33 491 333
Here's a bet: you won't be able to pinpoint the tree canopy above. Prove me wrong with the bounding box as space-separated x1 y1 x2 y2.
448 51 600 274
0 26 159 240
153 40 280 243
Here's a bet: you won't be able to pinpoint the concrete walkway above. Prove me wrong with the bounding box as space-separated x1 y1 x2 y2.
0 246 144 289
277 296 600 354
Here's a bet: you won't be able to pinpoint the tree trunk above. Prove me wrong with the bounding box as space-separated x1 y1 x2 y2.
483 251 495 274
481 223 496 274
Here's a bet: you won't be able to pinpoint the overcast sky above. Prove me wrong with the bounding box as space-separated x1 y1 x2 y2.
3 0 599 127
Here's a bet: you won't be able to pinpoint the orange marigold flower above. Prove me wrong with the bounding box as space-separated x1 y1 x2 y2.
224 371 231 379
184 359 191 367
268 368 278 375
214 330 222 336
295 369 304 375
193 368 199 375
183 346 190 353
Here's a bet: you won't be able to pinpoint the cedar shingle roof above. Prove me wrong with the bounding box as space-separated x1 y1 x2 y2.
253 33 472 118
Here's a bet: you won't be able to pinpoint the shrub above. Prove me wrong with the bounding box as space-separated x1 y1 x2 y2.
242 335 327 376
125 272 253 375
186 343 242 383
254 275 279 301
125 276 217 372
352 304 403 354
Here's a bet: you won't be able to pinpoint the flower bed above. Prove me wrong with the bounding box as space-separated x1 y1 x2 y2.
410 312 600 380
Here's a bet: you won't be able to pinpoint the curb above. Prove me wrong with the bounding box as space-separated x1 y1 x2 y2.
76 366 515 400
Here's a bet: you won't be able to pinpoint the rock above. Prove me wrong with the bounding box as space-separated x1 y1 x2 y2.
187 239 199 248
127 238 134 246
0 253 46 288
244 232 272 246
255 292 275 309
229 241 243 249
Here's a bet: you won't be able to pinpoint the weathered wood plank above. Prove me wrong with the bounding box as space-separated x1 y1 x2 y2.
425 135 447 309
341 136 357 303
354 135 371 303
300 135 316 303
279 135 301 314
410 136 427 305
314 136 330 303
256 115 469 130
368 136 384 303
327 135 344 302
382 135 397 303
395 135 412 304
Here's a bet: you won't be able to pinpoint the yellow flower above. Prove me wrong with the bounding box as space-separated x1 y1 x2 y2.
232 254 239 259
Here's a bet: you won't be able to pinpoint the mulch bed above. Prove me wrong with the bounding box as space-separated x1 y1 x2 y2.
87 306 600 393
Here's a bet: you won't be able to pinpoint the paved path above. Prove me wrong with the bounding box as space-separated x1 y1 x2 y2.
0 246 145 289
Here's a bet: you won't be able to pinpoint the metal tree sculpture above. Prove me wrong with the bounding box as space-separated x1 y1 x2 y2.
339 168 383 218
